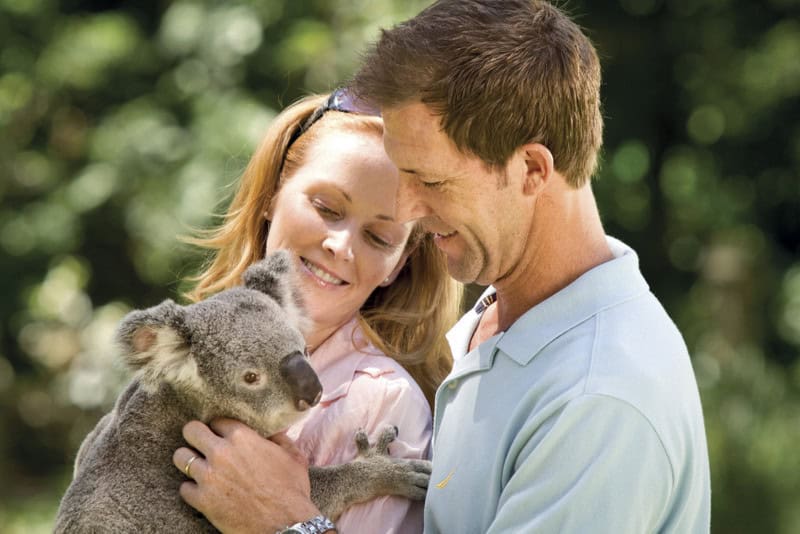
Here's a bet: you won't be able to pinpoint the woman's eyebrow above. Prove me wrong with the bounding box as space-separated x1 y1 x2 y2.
329 186 396 222
321 184 358 207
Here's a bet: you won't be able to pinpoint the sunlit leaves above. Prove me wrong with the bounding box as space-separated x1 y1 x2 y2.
36 13 142 90
0 0 798 531
778 266 800 347
0 73 34 126
687 104 726 144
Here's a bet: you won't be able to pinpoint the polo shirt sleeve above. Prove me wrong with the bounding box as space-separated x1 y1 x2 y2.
487 393 673 533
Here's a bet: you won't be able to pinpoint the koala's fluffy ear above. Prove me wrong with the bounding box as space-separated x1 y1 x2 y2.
115 299 200 392
243 250 308 334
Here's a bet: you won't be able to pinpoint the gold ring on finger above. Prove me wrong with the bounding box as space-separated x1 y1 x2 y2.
184 455 198 477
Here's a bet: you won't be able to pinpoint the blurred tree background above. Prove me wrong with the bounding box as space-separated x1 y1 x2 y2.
0 0 797 531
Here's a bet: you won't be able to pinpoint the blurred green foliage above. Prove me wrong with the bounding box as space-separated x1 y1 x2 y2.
0 0 798 532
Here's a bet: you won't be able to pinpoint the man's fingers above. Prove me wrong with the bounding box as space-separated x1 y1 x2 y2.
182 420 222 456
173 446 206 481
209 417 255 440
270 432 308 468
269 431 295 450
179 480 202 511
173 420 317 531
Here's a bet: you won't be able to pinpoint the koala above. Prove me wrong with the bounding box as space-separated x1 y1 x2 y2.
54 251 431 533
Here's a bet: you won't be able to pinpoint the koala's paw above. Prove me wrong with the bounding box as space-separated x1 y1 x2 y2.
354 425 398 456
352 425 432 500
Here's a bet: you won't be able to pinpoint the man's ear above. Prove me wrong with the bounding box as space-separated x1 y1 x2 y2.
115 299 199 392
519 143 555 196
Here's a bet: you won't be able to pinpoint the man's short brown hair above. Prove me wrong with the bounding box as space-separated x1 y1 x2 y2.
351 0 603 187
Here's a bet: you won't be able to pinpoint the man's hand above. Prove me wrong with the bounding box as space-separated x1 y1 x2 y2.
173 418 321 534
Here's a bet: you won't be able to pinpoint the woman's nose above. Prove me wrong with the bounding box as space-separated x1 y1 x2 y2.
323 229 355 261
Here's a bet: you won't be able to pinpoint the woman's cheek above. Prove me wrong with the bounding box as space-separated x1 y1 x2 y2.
377 250 402 284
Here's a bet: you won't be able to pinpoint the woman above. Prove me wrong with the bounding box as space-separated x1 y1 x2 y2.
175 90 462 533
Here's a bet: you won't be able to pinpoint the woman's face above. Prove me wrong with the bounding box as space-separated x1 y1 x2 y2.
265 127 411 341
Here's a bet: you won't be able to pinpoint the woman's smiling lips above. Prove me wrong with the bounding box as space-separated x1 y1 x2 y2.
300 257 348 286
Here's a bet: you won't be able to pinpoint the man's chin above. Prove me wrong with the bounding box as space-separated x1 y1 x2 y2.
446 258 483 285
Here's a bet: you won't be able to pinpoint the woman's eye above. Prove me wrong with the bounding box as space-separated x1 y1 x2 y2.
243 372 260 384
367 232 393 249
312 199 340 218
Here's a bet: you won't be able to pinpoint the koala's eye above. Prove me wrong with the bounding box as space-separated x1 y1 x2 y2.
243 371 260 385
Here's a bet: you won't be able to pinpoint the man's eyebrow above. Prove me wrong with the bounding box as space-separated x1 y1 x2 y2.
376 214 396 222
400 167 448 181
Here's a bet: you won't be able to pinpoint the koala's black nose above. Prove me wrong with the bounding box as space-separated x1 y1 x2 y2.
279 351 322 411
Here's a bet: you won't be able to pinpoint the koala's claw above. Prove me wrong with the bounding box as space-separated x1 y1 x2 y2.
310 425 432 519
353 425 432 497
354 428 371 454
382 425 400 450
355 425 398 456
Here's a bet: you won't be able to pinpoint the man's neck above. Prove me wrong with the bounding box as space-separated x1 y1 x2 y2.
469 183 612 351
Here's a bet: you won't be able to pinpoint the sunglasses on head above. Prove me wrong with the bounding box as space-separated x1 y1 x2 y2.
287 87 381 149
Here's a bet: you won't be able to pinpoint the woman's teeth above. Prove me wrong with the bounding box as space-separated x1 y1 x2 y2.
302 259 344 285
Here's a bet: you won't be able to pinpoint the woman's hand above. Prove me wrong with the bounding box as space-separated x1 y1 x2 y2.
173 418 321 533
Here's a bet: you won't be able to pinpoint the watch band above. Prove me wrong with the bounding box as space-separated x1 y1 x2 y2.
277 515 337 534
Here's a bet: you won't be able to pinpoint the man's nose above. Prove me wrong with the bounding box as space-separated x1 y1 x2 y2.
395 176 431 224
323 228 354 261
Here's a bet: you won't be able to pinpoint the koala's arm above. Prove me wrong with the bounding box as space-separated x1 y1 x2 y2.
74 381 138 475
309 426 431 521
74 411 115 475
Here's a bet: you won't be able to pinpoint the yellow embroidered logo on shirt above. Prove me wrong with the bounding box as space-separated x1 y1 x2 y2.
435 469 456 489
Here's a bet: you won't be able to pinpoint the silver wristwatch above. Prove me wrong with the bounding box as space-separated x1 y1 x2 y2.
277 515 337 534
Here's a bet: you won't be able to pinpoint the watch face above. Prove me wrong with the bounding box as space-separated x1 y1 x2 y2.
280 515 335 534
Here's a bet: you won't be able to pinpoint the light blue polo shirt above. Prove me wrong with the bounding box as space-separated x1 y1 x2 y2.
424 237 710 533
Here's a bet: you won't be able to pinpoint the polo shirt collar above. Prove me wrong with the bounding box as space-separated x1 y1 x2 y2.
446 236 650 367
445 293 491 362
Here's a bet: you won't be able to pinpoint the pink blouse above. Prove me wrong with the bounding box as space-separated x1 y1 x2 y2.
286 318 431 534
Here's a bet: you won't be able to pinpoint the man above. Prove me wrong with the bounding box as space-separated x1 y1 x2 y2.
176 1 711 532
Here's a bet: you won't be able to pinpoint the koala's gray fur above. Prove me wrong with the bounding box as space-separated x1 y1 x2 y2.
54 251 431 533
